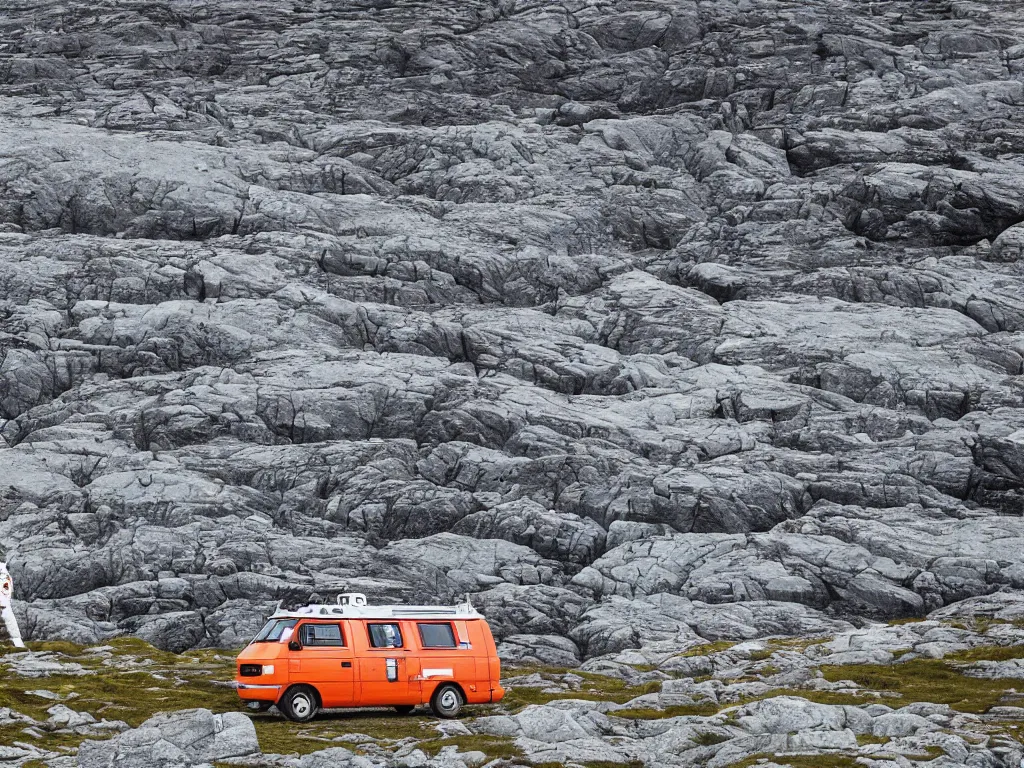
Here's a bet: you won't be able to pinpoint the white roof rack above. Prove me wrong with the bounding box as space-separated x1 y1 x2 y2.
269 592 483 621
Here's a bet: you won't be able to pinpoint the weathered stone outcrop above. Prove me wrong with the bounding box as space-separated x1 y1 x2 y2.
1 0 1024 678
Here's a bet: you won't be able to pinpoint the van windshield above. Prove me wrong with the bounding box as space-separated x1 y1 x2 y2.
251 619 298 643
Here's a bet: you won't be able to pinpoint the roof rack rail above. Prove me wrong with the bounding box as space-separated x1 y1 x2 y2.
269 593 483 621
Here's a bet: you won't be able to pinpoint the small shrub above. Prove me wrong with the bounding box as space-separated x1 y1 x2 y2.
692 730 730 746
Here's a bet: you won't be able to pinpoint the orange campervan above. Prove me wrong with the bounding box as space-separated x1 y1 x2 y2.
235 593 505 721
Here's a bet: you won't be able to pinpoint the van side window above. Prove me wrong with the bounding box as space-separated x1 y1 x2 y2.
417 622 457 648
300 623 345 647
367 623 403 648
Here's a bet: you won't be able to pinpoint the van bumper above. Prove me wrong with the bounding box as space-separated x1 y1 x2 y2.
489 684 506 703
236 683 282 703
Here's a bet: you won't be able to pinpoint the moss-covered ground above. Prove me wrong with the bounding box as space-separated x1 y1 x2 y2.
0 640 444 758
817 661 1020 713
724 755 863 768
3 632 1023 765
499 668 663 710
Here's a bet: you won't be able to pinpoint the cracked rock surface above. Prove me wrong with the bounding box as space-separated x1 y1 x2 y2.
2 0 1024 707
2 601 1024 767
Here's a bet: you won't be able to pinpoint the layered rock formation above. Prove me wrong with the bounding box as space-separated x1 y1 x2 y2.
1 0 1024 668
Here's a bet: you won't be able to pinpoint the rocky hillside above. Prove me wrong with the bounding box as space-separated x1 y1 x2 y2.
3 0 1024 725
2 598 1024 767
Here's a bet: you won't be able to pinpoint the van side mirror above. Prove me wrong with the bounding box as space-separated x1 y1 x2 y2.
288 640 302 651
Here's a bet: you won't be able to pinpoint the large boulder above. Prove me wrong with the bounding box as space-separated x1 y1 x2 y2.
77 709 258 768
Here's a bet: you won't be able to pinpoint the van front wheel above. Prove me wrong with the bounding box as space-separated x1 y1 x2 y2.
280 686 319 722
430 683 463 718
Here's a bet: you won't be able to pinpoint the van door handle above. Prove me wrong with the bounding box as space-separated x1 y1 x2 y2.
341 662 352 668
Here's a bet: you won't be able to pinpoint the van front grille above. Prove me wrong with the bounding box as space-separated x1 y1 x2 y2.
239 664 263 677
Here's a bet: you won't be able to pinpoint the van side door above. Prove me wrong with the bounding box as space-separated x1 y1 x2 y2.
414 621 480 702
291 621 354 708
355 621 418 706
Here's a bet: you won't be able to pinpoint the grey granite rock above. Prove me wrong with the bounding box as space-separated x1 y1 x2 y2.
497 633 583 667
77 708 258 768
0 0 1023 688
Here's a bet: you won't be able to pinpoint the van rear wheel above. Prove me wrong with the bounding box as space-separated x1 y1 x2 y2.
280 686 319 722
430 683 463 718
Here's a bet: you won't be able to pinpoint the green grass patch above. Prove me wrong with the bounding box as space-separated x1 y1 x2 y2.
611 702 722 719
13 634 1021 764
0 667 242 728
420 733 523 761
0 679 78 722
26 640 94 657
2 640 655 761
945 644 1024 663
0 723 103 753
677 640 736 657
1 638 242 756
942 617 1021 634
503 664 575 676
820 657 1023 714
856 733 890 746
763 637 827 654
3 639 521 759
725 754 862 768
214 710 439 758
500 671 662 711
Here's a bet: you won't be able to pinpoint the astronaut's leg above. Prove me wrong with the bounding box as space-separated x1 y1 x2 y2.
1 603 25 648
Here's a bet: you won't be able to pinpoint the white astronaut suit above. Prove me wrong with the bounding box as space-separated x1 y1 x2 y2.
0 562 26 648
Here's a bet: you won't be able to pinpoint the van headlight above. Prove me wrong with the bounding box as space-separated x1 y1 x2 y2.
262 665 275 675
